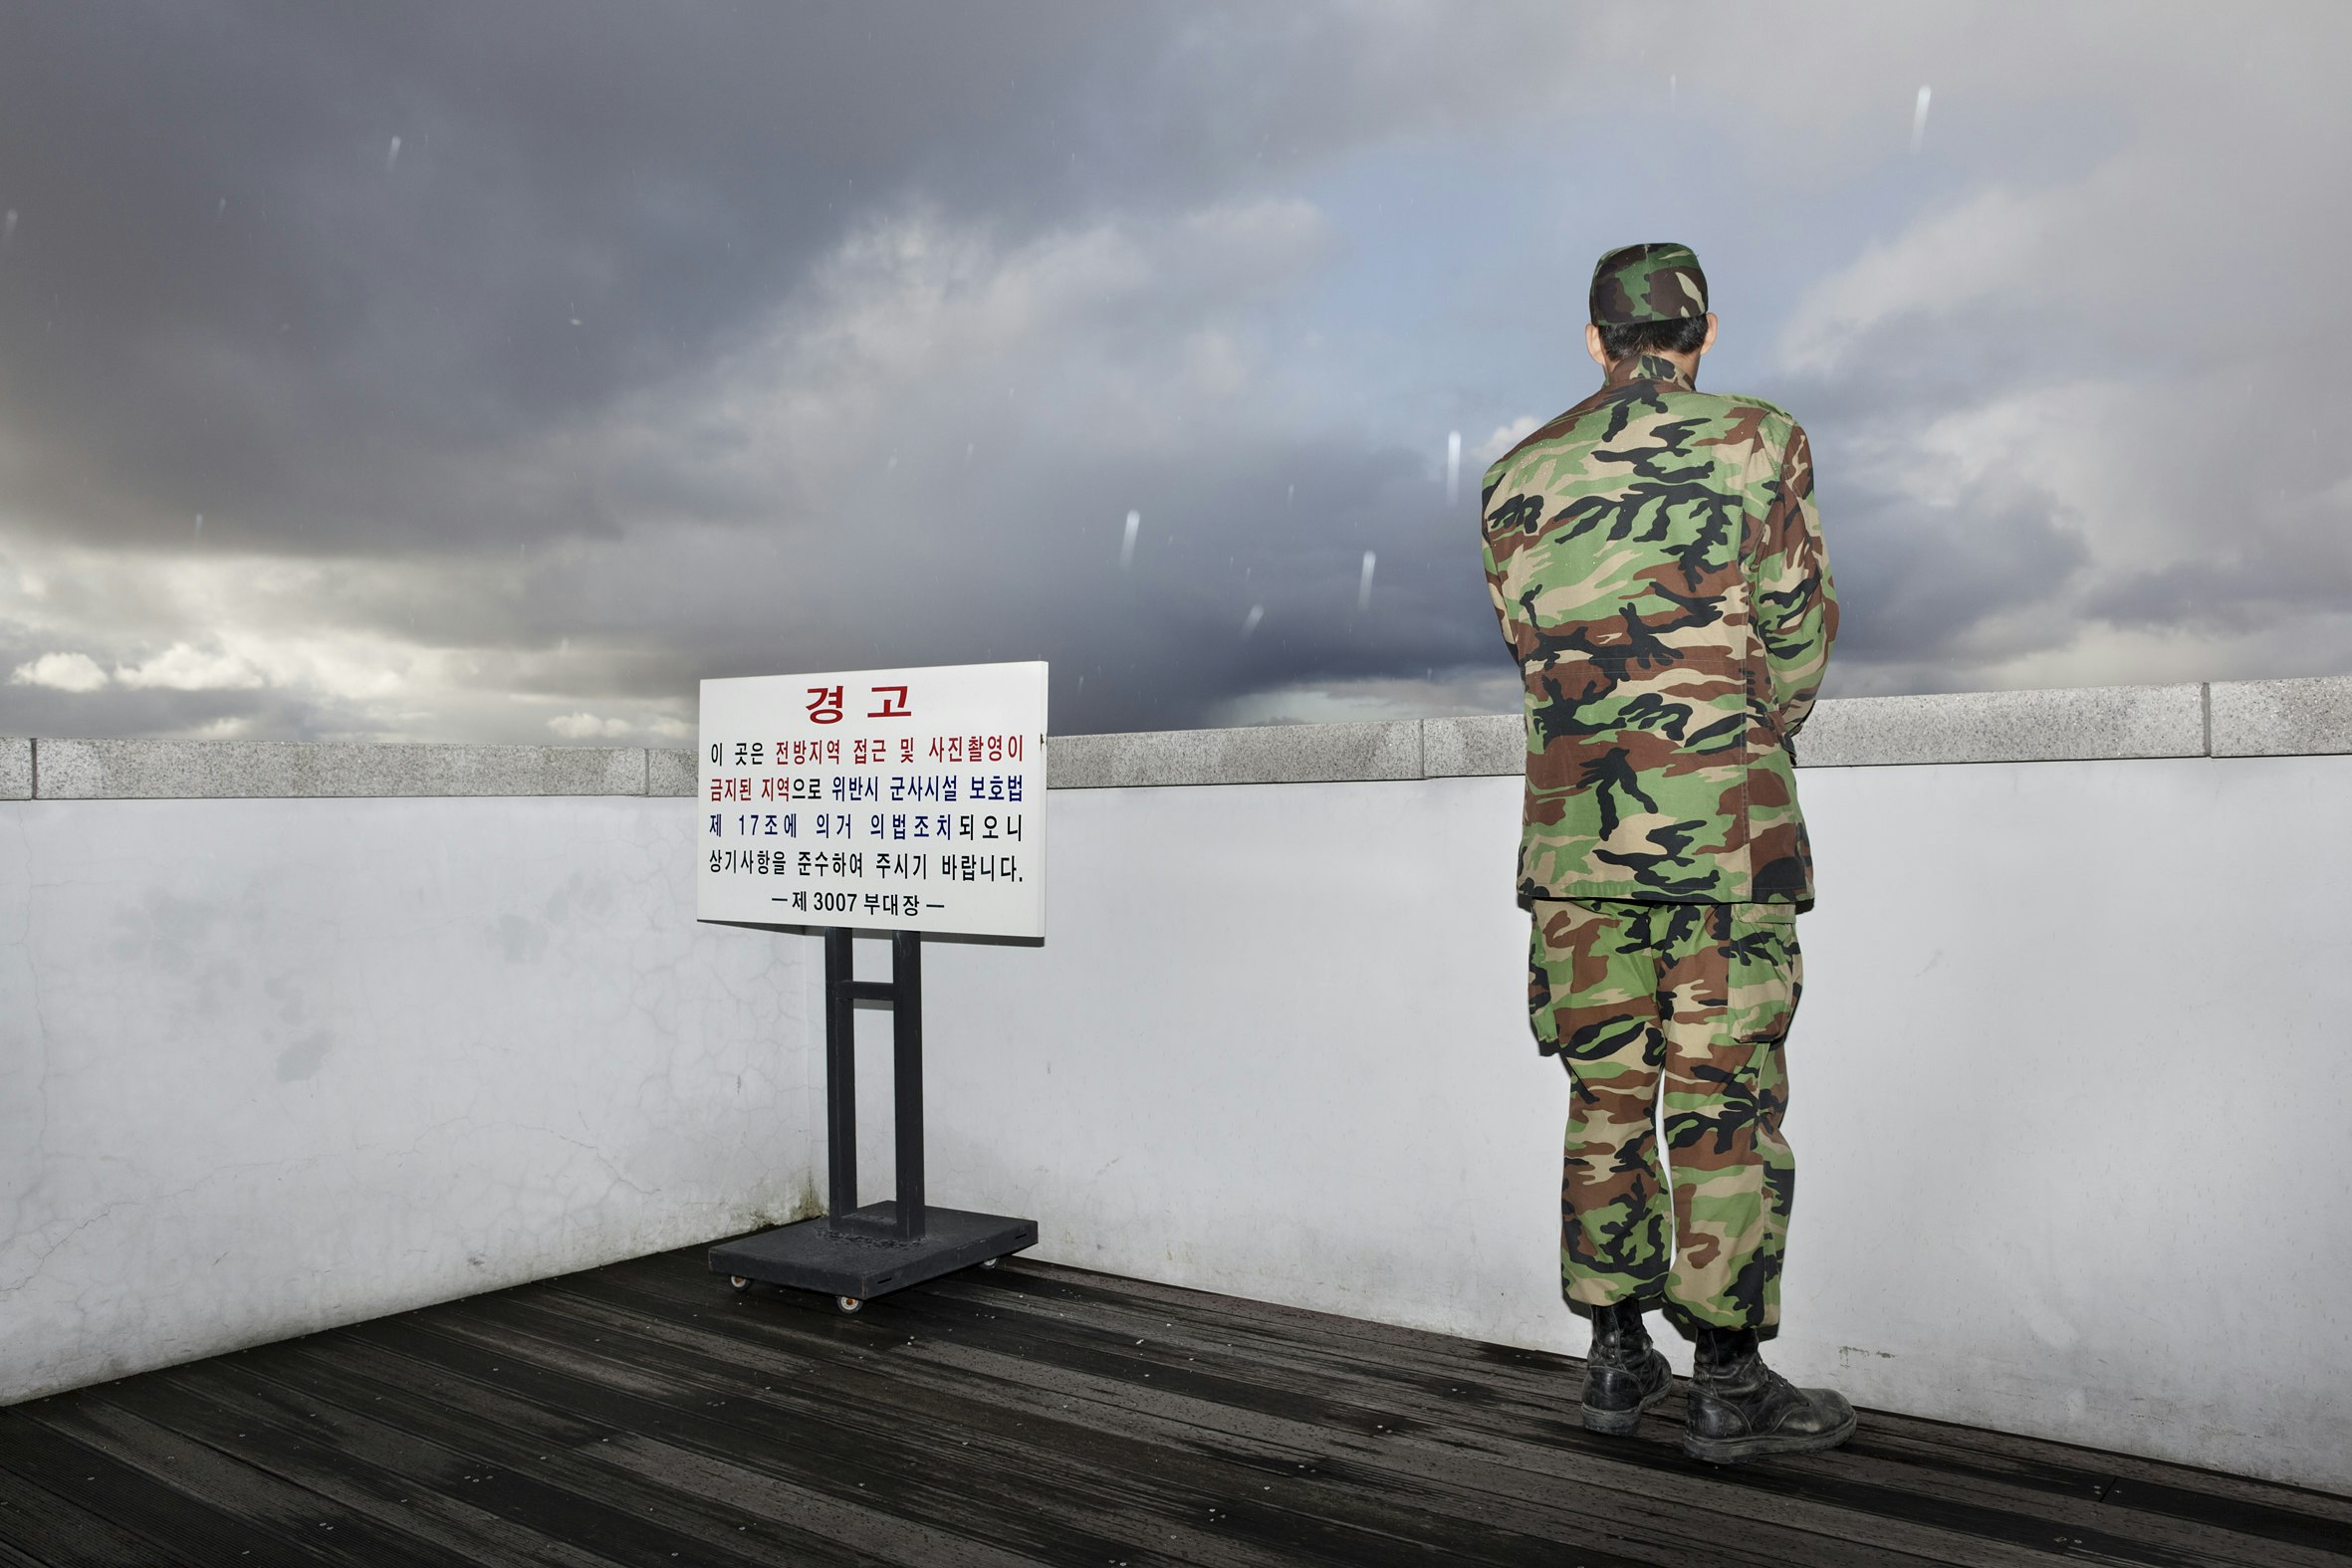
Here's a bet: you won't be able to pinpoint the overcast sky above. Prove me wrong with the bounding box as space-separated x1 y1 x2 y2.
3 1 2347 743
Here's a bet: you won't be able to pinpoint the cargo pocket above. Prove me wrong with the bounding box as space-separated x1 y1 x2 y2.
1529 900 1652 1060
1726 902 1801 1046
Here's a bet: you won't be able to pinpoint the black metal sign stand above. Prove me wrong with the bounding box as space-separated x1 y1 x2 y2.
708 929 1038 1312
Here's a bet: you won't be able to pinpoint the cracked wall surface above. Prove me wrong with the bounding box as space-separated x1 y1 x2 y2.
0 795 814 1404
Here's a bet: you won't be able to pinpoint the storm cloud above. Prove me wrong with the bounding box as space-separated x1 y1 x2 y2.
2 1 2347 743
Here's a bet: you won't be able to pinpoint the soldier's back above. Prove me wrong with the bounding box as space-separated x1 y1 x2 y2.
1479 353 1817 904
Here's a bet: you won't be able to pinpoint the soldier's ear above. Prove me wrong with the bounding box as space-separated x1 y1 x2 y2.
1584 323 1609 368
1700 313 1720 355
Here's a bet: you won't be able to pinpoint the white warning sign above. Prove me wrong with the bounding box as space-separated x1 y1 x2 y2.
696 661 1047 940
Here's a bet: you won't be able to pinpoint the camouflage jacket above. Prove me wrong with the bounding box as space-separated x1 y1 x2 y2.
1480 353 1836 905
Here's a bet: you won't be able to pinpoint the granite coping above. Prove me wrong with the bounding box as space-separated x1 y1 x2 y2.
1791 682 2209 768
5 675 2346 799
30 739 647 800
2207 675 2352 758
649 748 698 798
1421 714 1525 780
1047 720 1421 789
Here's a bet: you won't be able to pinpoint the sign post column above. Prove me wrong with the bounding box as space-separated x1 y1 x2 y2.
890 930 925 1242
823 927 857 1232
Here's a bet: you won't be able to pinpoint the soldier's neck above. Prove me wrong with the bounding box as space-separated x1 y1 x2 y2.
1605 350 1700 389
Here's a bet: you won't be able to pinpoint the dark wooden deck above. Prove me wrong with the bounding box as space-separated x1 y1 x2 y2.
3 1243 2347 1567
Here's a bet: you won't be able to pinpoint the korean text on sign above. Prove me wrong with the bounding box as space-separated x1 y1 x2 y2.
695 662 1047 941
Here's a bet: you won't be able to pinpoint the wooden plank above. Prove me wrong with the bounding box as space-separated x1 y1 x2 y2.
540 1269 1870 1567
0 1529 55 1568
233 1335 1009 1568
890 1264 2347 1568
0 1454 195 1568
964 1257 2352 1539
370 1288 1663 1568
2087 1472 2352 1560
570 1257 2082 1568
288 1319 1437 1568
20 1396 464 1568
847 1260 2339 1568
1792 1429 2352 1566
536 1264 2003 1568
85 1356 788 1568
10 1237 2344 1568
386 1314 1640 1568
725 1258 2305 1568
0 1405 303 1566
455 1285 1751 1568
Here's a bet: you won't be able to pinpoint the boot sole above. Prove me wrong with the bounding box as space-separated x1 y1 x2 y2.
1681 1407 1858 1463
1579 1378 1673 1436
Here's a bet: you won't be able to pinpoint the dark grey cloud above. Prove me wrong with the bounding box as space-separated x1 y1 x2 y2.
0 0 1561 744
0 0 1574 556
3 1 2348 744
0 0 1146 551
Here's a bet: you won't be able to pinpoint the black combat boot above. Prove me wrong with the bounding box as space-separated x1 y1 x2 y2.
1579 1297 1672 1435
1682 1325 1857 1462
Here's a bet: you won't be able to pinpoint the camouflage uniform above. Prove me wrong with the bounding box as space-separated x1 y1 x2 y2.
1481 243 1836 1332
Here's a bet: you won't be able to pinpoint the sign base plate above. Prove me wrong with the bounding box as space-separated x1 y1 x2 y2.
708 1203 1038 1301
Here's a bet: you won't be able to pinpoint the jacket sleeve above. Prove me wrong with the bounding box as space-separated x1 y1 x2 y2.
1480 475 1529 667
1756 422 1837 739
1482 532 1523 665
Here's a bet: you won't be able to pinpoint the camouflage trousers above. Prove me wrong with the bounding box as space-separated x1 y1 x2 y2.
1528 899 1801 1332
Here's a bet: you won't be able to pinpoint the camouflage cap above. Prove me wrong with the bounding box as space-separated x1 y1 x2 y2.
1588 243 1709 326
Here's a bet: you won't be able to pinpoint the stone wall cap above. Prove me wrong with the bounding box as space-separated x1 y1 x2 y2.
0 737 30 801
28 738 649 800
8 676 2346 800
2207 675 2352 758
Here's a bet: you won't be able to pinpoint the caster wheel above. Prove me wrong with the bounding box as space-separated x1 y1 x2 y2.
834 1295 864 1315
729 1275 751 1291
978 1256 1001 1271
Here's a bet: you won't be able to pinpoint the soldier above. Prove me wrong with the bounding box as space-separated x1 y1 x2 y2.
1478 243 1851 1462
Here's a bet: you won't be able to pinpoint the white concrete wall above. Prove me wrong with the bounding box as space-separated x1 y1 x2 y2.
918 759 2352 1494
0 796 815 1403
6 695 2349 1495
